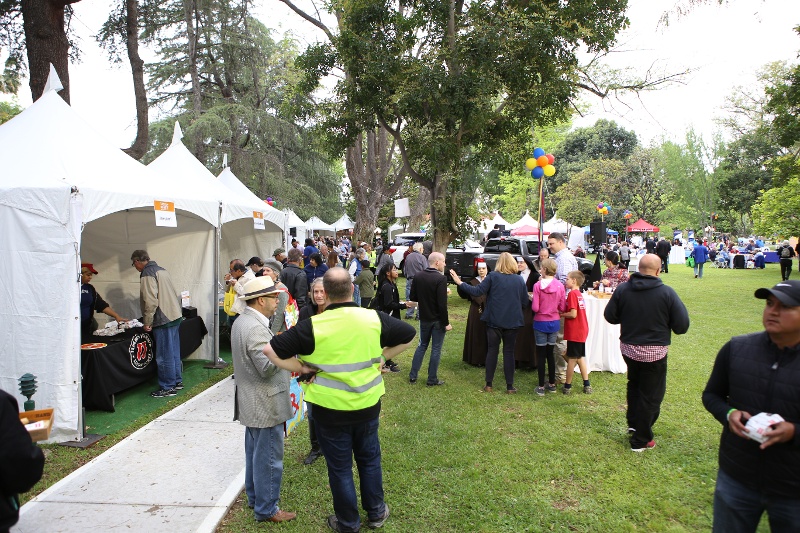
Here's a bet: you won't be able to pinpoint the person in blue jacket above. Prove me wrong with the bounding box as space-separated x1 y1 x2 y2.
304 253 329 287
691 241 709 279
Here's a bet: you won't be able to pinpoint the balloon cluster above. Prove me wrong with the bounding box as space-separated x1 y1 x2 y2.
710 212 718 220
596 202 611 215
525 147 556 179
623 209 632 220
264 197 276 207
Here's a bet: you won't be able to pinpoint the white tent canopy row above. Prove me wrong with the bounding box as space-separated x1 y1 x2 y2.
0 67 281 442
510 211 539 230
305 216 335 234
331 213 355 231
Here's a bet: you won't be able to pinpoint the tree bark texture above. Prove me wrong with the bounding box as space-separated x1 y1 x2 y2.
346 127 405 246
21 0 78 104
122 0 149 159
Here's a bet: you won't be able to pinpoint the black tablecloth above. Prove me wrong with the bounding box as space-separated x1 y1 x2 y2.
81 317 208 412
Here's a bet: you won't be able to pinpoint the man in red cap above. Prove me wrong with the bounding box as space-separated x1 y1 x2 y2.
80 263 128 340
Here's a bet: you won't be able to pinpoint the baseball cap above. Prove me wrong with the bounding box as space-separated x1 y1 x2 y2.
81 263 98 274
755 280 800 307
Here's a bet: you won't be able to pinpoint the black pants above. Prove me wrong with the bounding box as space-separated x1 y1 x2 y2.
780 259 792 280
658 255 669 273
485 327 518 388
623 355 667 448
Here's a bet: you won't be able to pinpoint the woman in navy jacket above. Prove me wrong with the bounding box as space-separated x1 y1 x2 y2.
450 252 529 394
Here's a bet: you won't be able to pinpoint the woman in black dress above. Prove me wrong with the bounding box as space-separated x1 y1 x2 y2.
457 261 489 366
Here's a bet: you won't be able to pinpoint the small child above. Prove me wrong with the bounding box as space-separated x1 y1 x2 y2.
560 270 592 394
532 258 564 396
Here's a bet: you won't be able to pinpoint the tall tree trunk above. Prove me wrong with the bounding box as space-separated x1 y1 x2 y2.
182 0 203 158
21 0 79 103
347 127 406 245
122 0 148 159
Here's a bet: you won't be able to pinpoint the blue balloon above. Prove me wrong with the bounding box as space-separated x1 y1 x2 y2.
532 166 544 179
533 147 545 158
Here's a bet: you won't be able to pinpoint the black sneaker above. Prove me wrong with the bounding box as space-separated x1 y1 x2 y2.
174 382 184 390
367 503 390 529
151 388 176 398
385 360 401 373
426 380 445 387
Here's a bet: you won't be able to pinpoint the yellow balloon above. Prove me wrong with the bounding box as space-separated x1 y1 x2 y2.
543 164 556 177
525 158 537 170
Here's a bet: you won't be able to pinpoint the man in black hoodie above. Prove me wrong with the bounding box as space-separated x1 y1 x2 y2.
604 254 690 452
702 280 800 532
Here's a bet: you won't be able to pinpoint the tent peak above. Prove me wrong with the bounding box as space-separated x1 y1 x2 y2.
172 121 184 145
43 64 64 94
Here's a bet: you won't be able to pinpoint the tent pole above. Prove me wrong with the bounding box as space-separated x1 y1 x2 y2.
205 203 227 369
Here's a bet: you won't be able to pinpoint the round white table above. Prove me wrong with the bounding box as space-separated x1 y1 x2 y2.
582 294 627 373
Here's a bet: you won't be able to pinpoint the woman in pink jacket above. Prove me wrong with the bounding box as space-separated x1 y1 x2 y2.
532 258 565 396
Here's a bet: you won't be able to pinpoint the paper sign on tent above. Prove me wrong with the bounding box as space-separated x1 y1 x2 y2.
154 200 177 227
253 211 265 230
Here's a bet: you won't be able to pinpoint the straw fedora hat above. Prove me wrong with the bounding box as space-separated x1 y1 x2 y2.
238 276 278 300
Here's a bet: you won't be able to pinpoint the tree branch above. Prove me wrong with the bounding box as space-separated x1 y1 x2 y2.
278 0 335 42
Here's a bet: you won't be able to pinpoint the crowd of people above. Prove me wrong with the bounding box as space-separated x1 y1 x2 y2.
13 230 793 533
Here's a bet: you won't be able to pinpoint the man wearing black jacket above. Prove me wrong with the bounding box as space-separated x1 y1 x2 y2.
702 280 800 532
655 237 672 273
1 389 45 532
279 248 308 309
604 254 690 451
408 252 452 386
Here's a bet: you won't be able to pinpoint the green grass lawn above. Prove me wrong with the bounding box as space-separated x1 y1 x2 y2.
30 260 789 531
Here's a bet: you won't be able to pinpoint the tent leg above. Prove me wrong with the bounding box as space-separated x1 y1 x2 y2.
59 406 104 448
206 212 227 370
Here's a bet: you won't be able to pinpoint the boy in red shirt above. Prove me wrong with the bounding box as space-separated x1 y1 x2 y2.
560 271 592 394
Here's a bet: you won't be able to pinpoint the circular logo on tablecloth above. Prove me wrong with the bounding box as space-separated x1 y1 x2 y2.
129 333 154 370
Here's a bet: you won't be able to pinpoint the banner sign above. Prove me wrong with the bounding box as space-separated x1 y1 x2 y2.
253 211 265 230
154 200 177 227
284 377 305 436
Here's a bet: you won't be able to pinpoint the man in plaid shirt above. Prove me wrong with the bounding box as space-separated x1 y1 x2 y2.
604 254 690 452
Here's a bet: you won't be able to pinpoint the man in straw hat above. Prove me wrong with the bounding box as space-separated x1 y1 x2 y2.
703 280 800 532
231 276 302 523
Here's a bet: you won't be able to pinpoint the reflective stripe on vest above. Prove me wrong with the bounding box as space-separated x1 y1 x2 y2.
302 307 384 410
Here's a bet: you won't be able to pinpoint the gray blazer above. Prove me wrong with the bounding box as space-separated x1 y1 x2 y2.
230 307 292 428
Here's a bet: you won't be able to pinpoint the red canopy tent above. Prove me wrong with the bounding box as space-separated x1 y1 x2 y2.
626 218 660 233
511 225 549 237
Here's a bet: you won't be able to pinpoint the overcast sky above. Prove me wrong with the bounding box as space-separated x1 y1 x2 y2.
6 0 800 148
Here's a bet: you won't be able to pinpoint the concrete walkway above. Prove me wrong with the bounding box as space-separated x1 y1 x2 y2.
14 378 244 533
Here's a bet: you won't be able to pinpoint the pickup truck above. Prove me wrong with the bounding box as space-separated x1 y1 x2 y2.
450 236 594 289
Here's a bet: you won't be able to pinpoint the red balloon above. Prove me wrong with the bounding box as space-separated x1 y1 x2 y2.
536 155 549 167
546 154 555 164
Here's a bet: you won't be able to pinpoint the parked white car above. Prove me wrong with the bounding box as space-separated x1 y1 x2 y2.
387 233 427 268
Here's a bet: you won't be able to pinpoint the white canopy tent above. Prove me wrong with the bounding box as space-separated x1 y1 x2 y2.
305 216 336 236
510 211 539 230
331 214 355 233
491 213 510 229
542 215 571 234
217 162 289 259
0 69 219 442
284 209 308 243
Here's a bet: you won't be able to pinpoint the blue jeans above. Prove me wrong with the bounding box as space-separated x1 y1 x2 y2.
153 323 181 390
244 425 285 520
405 278 417 318
353 284 361 306
694 262 705 278
316 415 386 532
409 320 445 384
713 469 800 533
